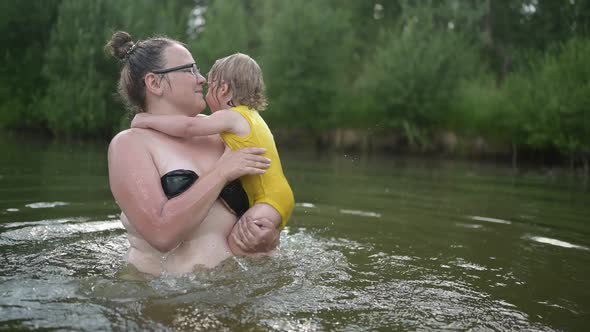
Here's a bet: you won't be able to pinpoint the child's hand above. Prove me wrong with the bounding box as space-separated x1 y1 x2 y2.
130 113 150 129
228 217 280 256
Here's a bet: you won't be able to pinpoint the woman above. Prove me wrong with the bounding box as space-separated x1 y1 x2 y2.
106 31 281 275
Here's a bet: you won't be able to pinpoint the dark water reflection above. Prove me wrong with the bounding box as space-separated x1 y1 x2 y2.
0 133 589 331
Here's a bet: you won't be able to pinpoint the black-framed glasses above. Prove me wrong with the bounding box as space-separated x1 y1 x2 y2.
152 63 200 77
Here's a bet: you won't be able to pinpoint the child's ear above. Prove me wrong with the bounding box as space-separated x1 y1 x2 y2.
144 73 164 96
220 82 231 97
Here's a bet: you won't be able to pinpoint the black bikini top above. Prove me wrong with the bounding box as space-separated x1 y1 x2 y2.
160 169 249 217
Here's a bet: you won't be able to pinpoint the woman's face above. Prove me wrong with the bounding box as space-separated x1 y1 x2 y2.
160 44 207 116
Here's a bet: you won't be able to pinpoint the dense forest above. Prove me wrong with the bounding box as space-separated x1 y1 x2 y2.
0 0 589 169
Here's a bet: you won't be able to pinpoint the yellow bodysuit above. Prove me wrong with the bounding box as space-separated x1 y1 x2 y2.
220 106 294 228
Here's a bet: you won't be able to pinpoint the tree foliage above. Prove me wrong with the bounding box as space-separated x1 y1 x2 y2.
518 38 590 160
259 1 355 132
0 0 61 131
188 0 261 73
39 0 123 138
0 0 588 165
355 1 484 147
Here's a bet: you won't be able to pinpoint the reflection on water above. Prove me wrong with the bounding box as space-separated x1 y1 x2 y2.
0 134 589 331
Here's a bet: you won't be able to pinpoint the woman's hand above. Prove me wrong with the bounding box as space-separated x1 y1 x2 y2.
228 217 280 256
215 145 270 182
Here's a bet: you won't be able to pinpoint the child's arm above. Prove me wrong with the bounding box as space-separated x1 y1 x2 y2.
131 110 243 138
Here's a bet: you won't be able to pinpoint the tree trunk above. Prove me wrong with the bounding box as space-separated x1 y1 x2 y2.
511 141 518 171
485 0 493 49
583 155 589 179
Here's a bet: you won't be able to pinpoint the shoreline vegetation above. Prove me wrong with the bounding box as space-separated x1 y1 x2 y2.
1 1 588 173
3 127 588 177
279 128 589 174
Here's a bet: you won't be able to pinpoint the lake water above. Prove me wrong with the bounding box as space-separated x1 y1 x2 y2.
1 133 589 331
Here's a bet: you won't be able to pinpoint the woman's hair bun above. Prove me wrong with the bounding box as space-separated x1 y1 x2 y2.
106 31 134 60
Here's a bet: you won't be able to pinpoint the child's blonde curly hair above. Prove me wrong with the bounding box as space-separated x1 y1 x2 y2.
208 53 268 111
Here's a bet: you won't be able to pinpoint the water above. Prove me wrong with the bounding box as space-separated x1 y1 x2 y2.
1 133 589 331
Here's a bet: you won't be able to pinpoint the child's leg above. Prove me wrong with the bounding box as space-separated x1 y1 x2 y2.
228 203 282 256
240 203 282 228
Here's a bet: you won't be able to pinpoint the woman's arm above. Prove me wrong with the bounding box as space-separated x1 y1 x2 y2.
131 111 245 138
108 130 270 252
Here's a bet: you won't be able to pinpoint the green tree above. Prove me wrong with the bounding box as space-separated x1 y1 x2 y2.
38 0 195 138
484 0 590 81
187 0 261 74
123 0 193 41
39 0 123 138
356 1 483 148
524 38 590 169
0 0 61 131
260 0 355 133
462 37 590 170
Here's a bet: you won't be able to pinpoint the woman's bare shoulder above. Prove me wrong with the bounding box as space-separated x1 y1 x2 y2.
109 129 224 161
108 129 159 165
110 128 147 144
109 128 151 152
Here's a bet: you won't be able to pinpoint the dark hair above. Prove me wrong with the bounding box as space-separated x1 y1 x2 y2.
105 31 178 113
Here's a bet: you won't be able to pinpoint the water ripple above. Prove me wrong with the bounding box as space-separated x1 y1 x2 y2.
468 215 512 224
0 225 563 331
455 222 484 229
525 235 589 251
295 202 316 208
25 201 70 209
1 220 123 243
339 209 382 218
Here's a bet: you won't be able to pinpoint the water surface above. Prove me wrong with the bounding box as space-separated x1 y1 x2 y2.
1 134 589 331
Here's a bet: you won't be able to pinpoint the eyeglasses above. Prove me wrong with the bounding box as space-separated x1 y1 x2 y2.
152 63 201 77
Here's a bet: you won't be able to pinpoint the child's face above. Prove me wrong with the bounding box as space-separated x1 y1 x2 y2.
205 76 223 113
